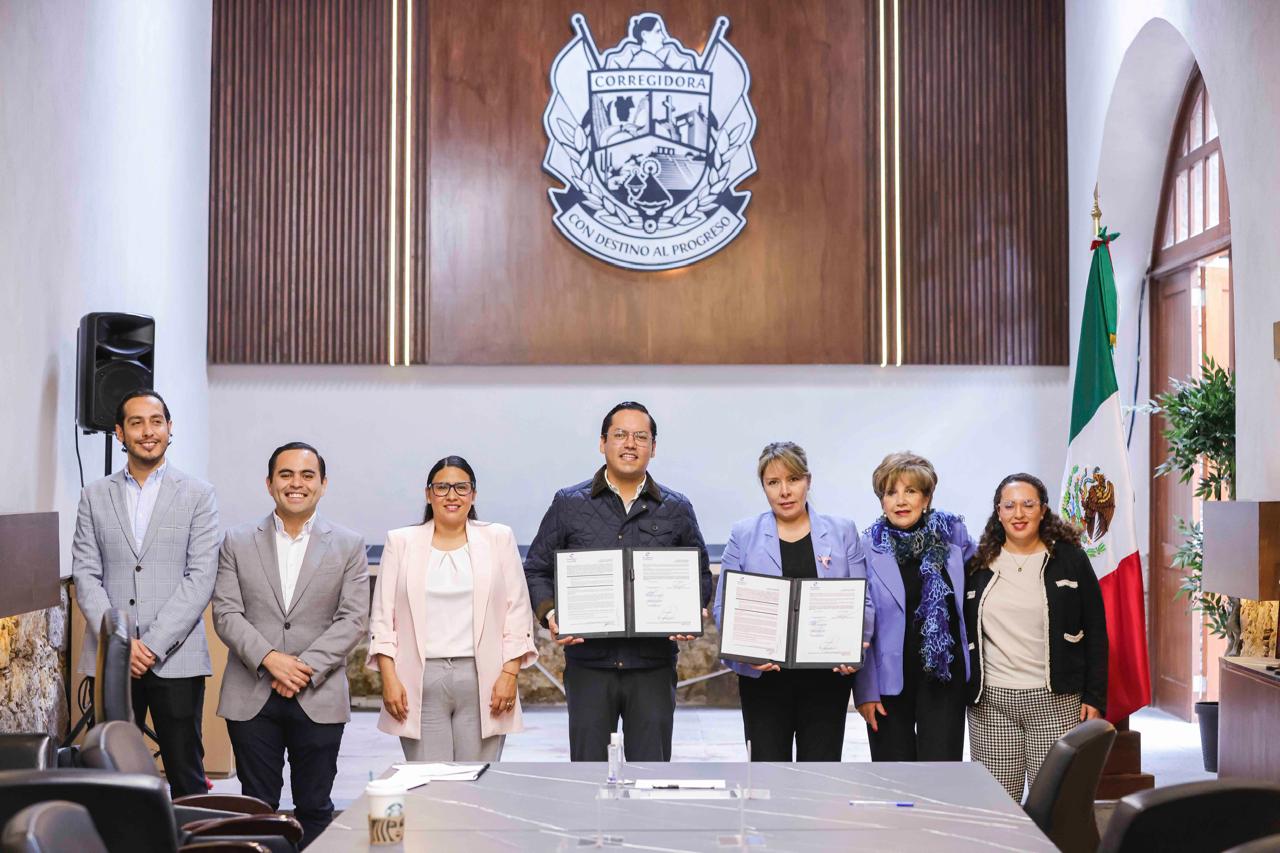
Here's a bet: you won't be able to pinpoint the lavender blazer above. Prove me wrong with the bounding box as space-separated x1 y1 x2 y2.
712 506 873 679
853 517 975 705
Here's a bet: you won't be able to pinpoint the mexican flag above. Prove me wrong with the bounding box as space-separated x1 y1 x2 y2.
1060 227 1151 722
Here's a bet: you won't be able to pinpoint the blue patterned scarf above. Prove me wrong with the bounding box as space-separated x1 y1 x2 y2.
866 509 959 682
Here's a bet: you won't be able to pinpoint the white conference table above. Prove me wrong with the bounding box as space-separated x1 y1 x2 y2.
310 760 1055 852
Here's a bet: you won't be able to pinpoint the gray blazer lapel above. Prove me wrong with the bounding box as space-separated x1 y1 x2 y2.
108 472 139 559
286 518 332 616
255 516 287 614
137 470 180 560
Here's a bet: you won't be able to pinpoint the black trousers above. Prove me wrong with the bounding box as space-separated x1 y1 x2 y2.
737 669 851 761
226 692 345 850
563 662 676 762
866 666 967 761
130 672 206 797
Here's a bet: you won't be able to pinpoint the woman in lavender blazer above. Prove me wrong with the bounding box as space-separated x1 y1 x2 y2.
712 442 871 762
854 452 974 762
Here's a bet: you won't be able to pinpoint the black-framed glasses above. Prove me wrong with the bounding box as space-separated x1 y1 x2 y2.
607 429 652 446
429 481 474 497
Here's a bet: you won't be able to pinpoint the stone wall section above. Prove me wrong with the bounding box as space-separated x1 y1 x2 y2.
0 589 68 737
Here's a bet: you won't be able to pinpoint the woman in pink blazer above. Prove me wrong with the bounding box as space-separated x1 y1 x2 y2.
368 456 538 761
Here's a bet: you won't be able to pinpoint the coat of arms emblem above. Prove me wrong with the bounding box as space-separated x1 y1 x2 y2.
542 13 757 270
1060 465 1117 558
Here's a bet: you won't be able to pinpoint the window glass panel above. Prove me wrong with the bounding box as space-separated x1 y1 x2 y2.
1207 102 1218 141
1191 91 1204 148
1181 128 1189 156
1176 170 1189 242
1163 208 1175 249
1191 160 1204 235
1208 152 1220 228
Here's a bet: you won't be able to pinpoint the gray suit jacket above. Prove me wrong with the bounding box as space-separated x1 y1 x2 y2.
213 513 369 724
71 465 220 678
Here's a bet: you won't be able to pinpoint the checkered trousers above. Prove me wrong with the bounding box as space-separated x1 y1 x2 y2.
967 685 1082 801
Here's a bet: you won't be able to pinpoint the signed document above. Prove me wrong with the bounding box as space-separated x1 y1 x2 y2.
718 571 866 668
555 549 626 637
554 548 704 638
793 578 865 666
631 548 703 636
719 571 791 663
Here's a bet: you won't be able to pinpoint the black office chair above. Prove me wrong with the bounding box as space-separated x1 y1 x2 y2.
62 606 140 758
1 799 271 853
0 770 299 853
93 608 135 725
1022 718 1116 853
1226 835 1280 853
1097 779 1280 853
0 736 56 772
1 800 108 853
82 721 273 816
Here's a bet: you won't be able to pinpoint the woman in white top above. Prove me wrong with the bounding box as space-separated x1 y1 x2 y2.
369 456 538 761
963 473 1108 800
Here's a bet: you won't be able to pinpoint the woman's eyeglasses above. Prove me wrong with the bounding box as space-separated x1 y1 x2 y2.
998 499 1041 513
429 481 474 497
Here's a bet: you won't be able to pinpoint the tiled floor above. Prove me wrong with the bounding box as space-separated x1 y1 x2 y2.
212 704 1215 810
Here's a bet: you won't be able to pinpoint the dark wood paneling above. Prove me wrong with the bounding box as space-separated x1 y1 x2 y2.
897 0 1068 365
209 0 395 364
1219 657 1280 784
422 0 880 364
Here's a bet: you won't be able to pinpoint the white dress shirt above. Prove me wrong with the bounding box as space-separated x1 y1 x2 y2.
123 460 168 550
423 544 475 658
273 511 316 610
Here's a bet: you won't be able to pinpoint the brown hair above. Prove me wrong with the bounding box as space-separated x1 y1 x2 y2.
871 451 937 499
757 442 810 483
970 473 1080 572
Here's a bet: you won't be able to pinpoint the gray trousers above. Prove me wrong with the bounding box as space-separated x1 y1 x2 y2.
400 657 505 762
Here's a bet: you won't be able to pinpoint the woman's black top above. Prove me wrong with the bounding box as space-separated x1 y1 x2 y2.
779 533 817 579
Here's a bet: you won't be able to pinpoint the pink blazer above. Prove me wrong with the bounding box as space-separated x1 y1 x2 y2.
367 520 538 740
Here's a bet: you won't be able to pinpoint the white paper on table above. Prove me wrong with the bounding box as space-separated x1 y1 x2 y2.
555 550 626 635
388 763 487 787
630 549 702 634
634 778 726 789
792 579 865 665
719 571 790 662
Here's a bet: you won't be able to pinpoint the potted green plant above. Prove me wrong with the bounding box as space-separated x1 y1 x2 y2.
1145 356 1237 771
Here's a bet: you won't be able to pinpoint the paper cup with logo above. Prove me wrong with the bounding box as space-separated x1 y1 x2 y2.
366 778 410 845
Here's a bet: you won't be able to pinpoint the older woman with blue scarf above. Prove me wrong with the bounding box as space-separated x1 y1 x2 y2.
854 452 974 761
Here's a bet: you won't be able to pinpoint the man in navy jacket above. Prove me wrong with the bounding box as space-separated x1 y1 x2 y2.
524 402 711 761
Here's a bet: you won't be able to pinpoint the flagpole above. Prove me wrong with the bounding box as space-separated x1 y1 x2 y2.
1092 183 1102 237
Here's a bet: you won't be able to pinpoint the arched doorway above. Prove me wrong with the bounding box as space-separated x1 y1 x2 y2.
1148 67 1232 720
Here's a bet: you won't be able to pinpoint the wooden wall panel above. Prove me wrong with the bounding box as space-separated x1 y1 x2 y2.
898 0 1068 365
208 0 395 364
422 0 880 364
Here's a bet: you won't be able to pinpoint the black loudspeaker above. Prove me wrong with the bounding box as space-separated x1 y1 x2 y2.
76 313 155 433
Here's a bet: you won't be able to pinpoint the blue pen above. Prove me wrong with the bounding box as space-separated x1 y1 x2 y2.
848 799 914 807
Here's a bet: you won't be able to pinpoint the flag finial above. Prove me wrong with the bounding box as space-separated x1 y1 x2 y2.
1092 183 1102 237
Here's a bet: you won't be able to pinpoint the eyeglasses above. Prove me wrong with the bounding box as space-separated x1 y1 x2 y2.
429 481 474 497
607 429 652 446
998 500 1041 513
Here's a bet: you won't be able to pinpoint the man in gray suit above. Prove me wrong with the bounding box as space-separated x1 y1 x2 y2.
72 389 220 797
213 441 369 848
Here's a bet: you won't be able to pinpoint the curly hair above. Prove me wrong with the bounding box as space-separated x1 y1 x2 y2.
969 472 1081 572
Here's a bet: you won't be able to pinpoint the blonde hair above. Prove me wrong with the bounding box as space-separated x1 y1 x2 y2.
871 451 937 499
757 441 810 482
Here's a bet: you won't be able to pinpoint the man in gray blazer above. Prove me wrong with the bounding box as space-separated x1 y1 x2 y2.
213 441 369 849
72 389 220 797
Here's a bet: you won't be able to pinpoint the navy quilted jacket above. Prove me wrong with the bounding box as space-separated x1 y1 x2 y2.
524 467 712 669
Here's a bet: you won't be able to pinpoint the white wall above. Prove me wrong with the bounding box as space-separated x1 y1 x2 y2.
0 0 213 573
208 365 1069 545
1065 1 1280 524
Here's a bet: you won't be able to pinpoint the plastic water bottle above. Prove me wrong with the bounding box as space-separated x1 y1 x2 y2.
607 731 623 785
